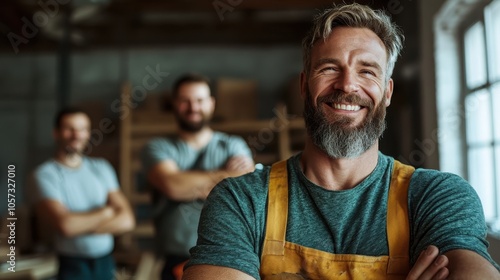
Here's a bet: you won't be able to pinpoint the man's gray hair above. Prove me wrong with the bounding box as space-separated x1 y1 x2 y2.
302 3 404 81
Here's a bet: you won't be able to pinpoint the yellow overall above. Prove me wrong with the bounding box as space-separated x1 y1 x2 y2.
260 160 415 280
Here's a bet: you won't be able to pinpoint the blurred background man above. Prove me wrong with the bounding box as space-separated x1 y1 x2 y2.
32 107 135 280
142 73 254 280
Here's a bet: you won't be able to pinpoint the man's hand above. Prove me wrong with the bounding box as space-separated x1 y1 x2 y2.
102 205 116 218
407 245 449 280
94 191 135 234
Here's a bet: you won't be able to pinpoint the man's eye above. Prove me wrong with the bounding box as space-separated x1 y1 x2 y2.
320 67 337 73
361 70 375 76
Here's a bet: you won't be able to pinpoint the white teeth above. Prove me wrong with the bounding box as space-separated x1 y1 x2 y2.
333 103 361 111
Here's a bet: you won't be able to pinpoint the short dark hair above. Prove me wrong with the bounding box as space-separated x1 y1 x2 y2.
172 73 212 98
54 107 88 129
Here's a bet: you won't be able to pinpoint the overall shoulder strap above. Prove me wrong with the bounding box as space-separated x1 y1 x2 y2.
261 160 289 257
387 160 416 275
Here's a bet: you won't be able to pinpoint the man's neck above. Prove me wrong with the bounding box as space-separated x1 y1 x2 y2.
300 138 379 191
55 150 83 168
178 127 214 150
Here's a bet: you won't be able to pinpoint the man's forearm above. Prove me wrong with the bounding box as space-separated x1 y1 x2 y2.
445 249 500 279
58 206 114 237
94 207 135 235
183 265 256 280
156 169 242 201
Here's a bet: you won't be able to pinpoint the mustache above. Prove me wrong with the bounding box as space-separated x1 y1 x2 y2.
317 91 373 109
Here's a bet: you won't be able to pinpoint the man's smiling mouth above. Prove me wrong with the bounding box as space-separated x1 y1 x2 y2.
328 102 362 111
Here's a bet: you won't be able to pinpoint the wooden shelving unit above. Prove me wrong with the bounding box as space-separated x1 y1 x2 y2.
118 82 306 249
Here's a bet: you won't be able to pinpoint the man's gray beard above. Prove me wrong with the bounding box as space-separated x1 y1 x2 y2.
303 89 387 159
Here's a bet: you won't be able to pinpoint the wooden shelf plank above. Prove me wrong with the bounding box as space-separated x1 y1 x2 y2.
131 124 176 134
288 118 305 129
131 221 155 237
131 119 279 134
130 192 151 205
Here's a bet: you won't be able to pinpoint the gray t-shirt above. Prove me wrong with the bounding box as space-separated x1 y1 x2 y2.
33 157 119 258
141 131 252 257
186 152 498 279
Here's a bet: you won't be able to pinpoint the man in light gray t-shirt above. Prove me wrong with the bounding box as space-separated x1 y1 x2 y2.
32 108 135 280
34 157 119 257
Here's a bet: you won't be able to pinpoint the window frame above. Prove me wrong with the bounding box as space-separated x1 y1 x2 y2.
458 0 500 223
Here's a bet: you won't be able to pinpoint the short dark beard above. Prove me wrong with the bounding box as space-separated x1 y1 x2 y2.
303 87 387 159
58 139 87 156
174 112 210 133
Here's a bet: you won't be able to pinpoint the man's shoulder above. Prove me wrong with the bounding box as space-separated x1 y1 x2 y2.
143 137 180 150
83 156 114 170
222 165 271 186
384 152 466 186
380 154 472 193
212 131 245 142
214 166 271 199
412 167 467 184
34 159 58 176
409 167 474 196
84 156 108 164
32 160 62 189
146 136 175 145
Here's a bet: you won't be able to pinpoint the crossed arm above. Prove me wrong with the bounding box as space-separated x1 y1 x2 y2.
183 246 500 279
147 155 255 201
37 190 135 237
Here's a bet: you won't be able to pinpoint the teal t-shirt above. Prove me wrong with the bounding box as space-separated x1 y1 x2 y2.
187 152 498 279
141 131 252 257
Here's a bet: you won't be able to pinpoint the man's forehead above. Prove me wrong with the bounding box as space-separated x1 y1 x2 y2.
177 83 211 98
61 113 90 126
312 27 388 65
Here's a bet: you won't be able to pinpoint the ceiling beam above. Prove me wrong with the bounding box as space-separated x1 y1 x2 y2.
109 0 378 13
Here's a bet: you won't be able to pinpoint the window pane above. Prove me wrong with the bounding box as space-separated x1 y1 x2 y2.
496 145 500 218
493 83 500 141
486 0 500 81
465 90 493 144
468 147 495 221
464 22 487 89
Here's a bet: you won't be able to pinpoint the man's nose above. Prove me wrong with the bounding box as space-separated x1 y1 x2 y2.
73 129 87 139
334 70 360 94
188 101 201 112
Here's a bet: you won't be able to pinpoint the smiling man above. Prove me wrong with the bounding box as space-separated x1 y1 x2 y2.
182 3 500 280
141 73 254 280
32 107 135 280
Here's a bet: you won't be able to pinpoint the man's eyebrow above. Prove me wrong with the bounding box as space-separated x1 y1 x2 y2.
360 60 383 73
312 58 384 73
312 58 341 70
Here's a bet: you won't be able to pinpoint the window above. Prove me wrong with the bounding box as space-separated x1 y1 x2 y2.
461 0 500 222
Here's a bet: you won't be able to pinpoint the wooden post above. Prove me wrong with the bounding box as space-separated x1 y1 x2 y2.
119 82 134 249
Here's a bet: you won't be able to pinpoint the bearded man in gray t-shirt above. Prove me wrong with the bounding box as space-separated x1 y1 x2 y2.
142 73 254 280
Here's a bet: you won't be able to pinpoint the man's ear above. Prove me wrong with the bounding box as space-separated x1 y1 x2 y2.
384 78 394 107
300 71 307 101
